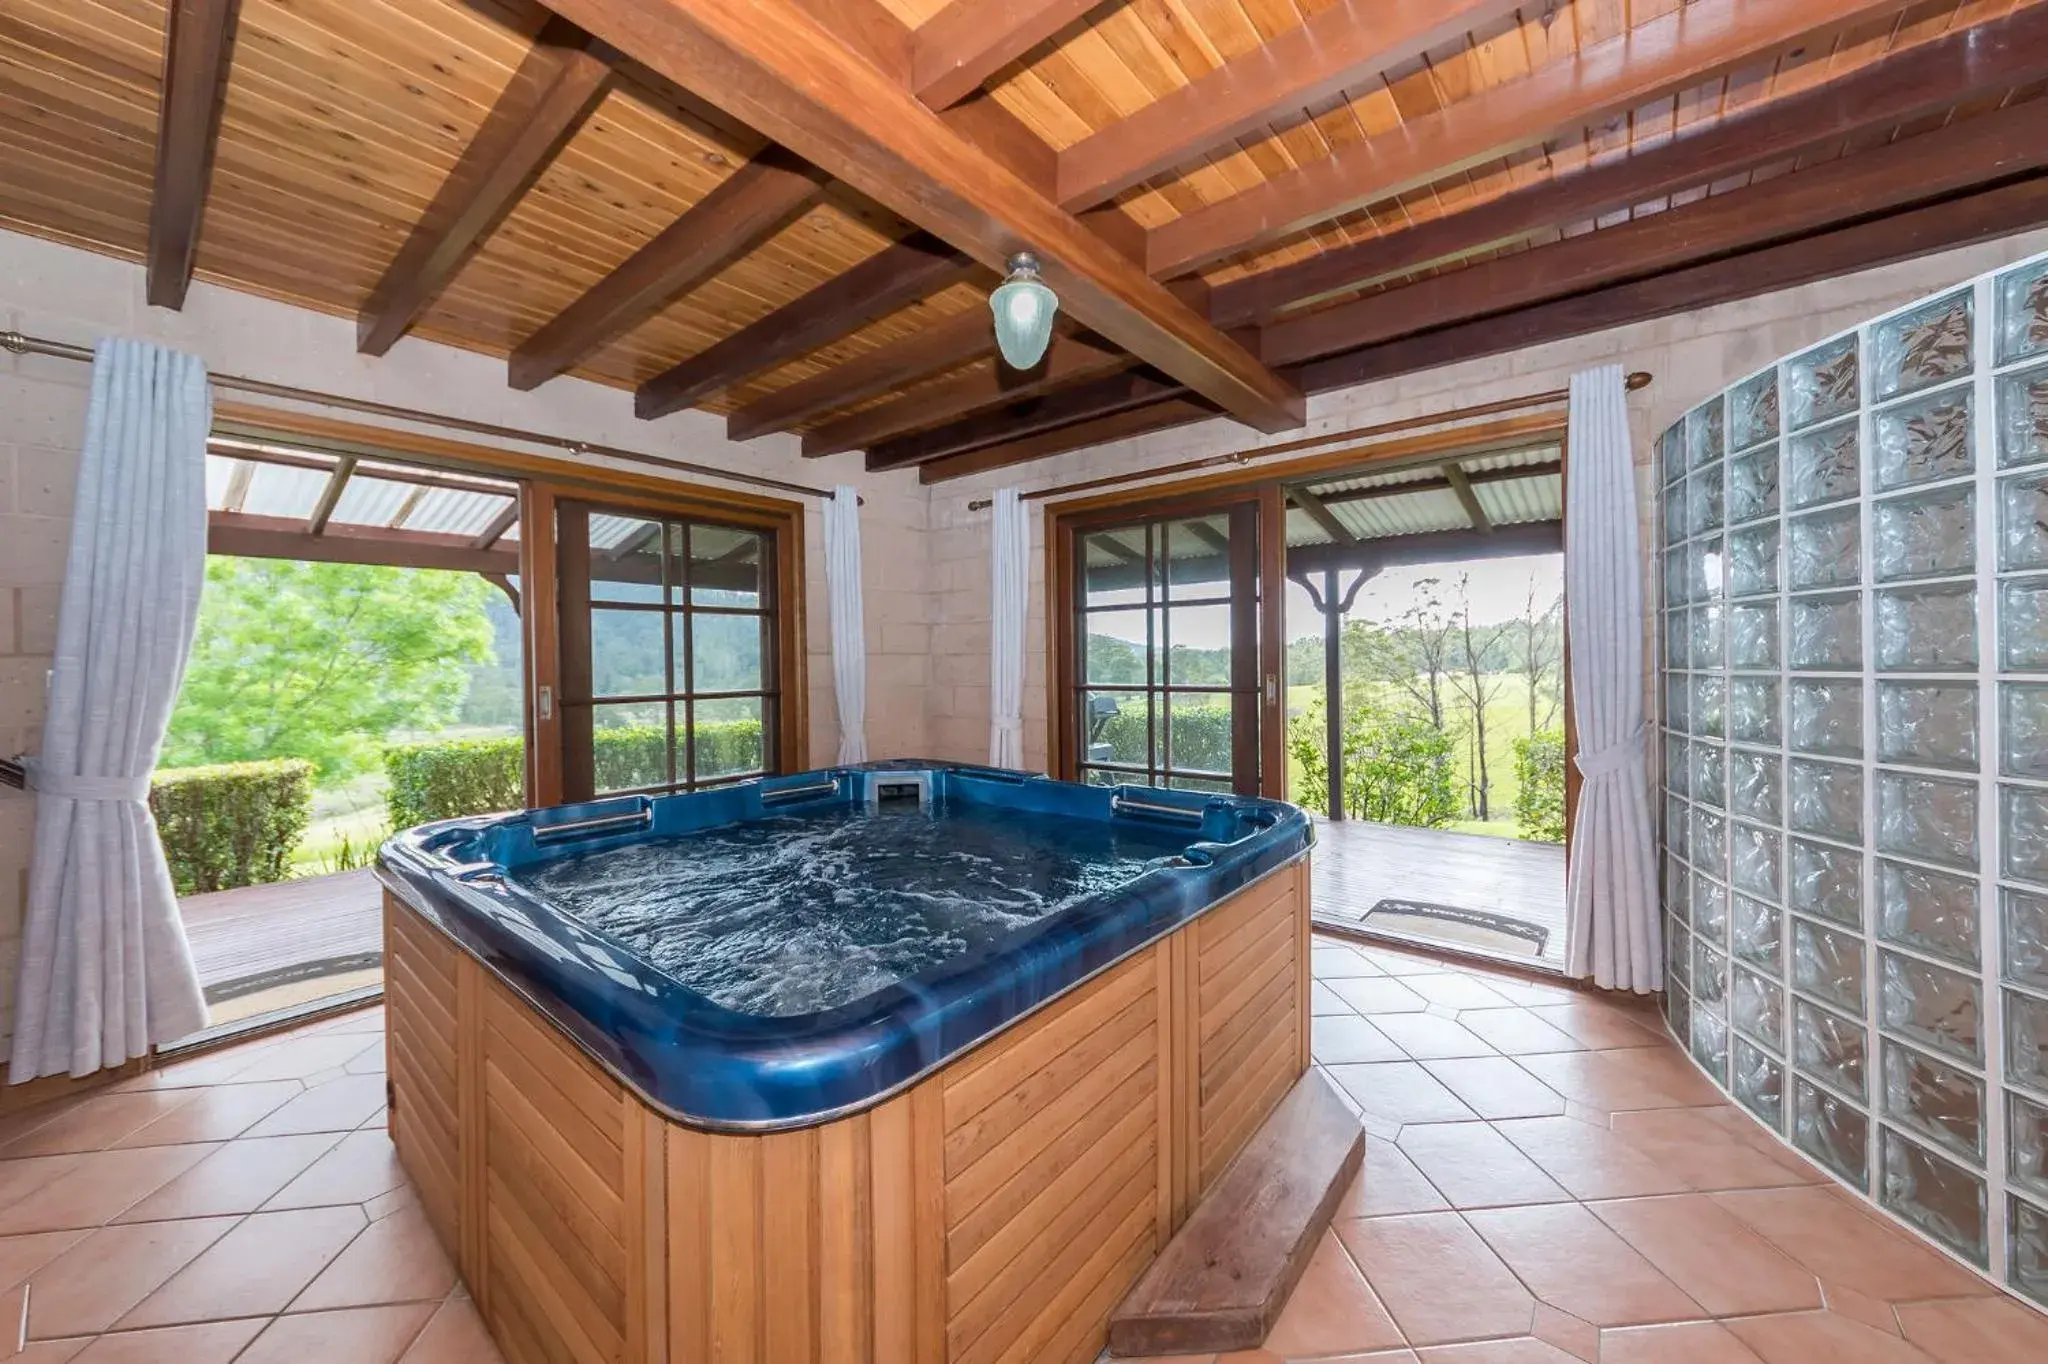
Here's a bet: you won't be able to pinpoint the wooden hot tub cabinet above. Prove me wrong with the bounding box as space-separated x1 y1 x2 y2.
383 855 1311 1364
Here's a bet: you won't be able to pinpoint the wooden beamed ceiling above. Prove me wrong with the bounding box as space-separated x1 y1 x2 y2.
11 0 2048 481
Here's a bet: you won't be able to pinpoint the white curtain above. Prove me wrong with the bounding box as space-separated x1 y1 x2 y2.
822 485 868 765
1562 363 1661 993
988 488 1028 769
13 339 212 1080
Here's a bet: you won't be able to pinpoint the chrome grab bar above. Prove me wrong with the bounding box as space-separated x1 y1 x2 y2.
1109 793 1205 823
762 776 841 805
533 805 653 842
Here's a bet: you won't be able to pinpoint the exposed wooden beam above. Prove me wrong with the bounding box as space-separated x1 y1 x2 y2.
1289 522 1561 576
357 17 613 356
472 502 521 550
1291 173 2048 394
727 310 997 440
209 512 520 575
1260 100 2048 368
146 0 241 310
547 0 1305 432
1206 2 2048 327
306 455 356 536
867 368 1185 469
1058 0 1524 213
509 148 825 390
803 332 1129 456
1287 486 1356 546
912 0 1104 110
918 397 1220 483
636 233 976 418
1144 0 1915 279
1441 462 1492 534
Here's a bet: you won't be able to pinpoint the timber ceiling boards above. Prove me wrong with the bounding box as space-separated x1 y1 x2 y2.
6 0 2048 478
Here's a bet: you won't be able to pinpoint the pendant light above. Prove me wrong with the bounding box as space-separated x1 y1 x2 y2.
989 252 1058 369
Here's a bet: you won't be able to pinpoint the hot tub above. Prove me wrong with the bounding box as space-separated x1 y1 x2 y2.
377 762 1314 1364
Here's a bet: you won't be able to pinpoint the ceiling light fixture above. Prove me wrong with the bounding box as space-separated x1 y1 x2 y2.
989 252 1058 369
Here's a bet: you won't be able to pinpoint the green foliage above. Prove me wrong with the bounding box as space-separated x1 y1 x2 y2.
150 759 314 894
1084 633 1233 689
1513 729 1568 843
1085 697 1233 776
162 557 497 782
1287 697 1457 827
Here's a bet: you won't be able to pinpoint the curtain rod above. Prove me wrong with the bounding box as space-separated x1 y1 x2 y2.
964 370 1652 510
0 329 842 502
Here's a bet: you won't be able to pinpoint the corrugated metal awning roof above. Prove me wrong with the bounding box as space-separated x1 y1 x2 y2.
206 443 521 545
1287 443 1563 549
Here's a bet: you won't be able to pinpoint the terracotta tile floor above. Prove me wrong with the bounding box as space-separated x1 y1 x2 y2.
2 939 2045 1362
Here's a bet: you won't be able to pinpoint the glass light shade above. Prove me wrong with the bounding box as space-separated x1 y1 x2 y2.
990 254 1058 369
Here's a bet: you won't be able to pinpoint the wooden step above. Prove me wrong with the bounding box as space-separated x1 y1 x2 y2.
1109 1067 1364 1357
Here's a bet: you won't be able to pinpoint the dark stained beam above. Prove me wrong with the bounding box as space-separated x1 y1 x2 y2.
727 309 996 441
1057 0 1524 212
1260 100 2048 368
918 397 1220 483
1144 0 1915 279
357 17 613 356
509 148 826 390
912 0 1105 110
1289 522 1561 576
866 368 1185 469
1442 462 1492 533
146 0 241 310
472 502 521 550
209 512 519 575
1292 173 2048 394
306 456 355 536
547 0 1304 432
636 233 976 419
1206 1 2048 327
1287 486 1356 545
803 331 1129 456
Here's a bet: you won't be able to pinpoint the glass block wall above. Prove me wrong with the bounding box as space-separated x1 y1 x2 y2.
1655 248 2048 1303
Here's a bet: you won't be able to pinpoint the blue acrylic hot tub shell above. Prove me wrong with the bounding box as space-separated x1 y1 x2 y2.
376 761 1313 1131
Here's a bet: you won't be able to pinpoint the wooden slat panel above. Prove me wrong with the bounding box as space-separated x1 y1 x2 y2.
941 948 1152 1125
384 895 466 1264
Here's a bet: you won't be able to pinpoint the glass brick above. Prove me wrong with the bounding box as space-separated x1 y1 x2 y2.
1874 287 1973 400
1664 853 1689 922
1875 583 1977 673
1663 547 1689 608
2011 988 2048 1094
2000 470 2048 572
1691 676 1725 741
1665 734 1690 798
1873 385 1974 492
2003 683 2048 780
1876 770 1979 871
1733 1035 1785 1130
1732 894 1783 974
1877 859 1980 969
1690 465 1725 534
1694 873 1730 941
2012 1195 2048 1310
1659 423 1686 484
1663 480 1690 545
1692 604 1726 670
1788 679 1862 759
1876 682 1978 772
1667 925 1693 990
1732 822 1781 900
1728 748 1782 823
1691 536 1725 603
1872 484 1974 582
1788 418 1861 508
2008 886 2048 994
1730 602 1779 670
2012 1091 2048 1199
1731 369 1781 452
1664 673 1689 733
1665 792 1689 854
1999 361 2048 470
1997 256 2048 366
1692 741 1726 810
1694 940 1730 1012
1881 950 1983 1065
1786 334 1859 431
1692 1004 1730 1083
1733 965 1784 1051
1789 838 1862 929
1667 986 1691 1044
1794 917 1866 1017
1689 401 1726 469
1882 1040 1985 1164
1728 680 1780 748
1727 523 1779 598
1795 997 1868 1100
1693 808 1729 880
1787 507 1862 591
2004 784 2048 888
1729 443 1781 523
1880 1128 1987 1266
1664 610 1687 669
1787 592 1860 672
2000 577 2048 671
1788 759 1863 844
1794 1075 1869 1186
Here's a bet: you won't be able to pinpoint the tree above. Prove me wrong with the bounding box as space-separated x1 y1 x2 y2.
1446 575 1510 821
1371 577 1460 729
162 557 497 781
1509 581 1565 734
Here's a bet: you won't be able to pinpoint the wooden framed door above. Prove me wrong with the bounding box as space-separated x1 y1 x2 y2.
1051 495 1269 795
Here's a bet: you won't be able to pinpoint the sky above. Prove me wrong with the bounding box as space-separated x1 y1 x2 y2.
1286 553 1565 644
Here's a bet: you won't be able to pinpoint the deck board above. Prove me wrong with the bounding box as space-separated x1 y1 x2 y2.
178 868 384 995
1307 819 1567 966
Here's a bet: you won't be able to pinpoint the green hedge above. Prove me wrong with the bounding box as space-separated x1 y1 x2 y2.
150 759 314 894
1287 698 1457 826
1513 729 1567 843
384 720 766 828
1089 700 1233 775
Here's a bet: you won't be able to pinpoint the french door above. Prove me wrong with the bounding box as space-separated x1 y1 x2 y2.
1057 497 1269 795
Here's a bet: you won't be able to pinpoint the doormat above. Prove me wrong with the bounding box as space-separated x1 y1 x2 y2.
1360 901 1550 958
